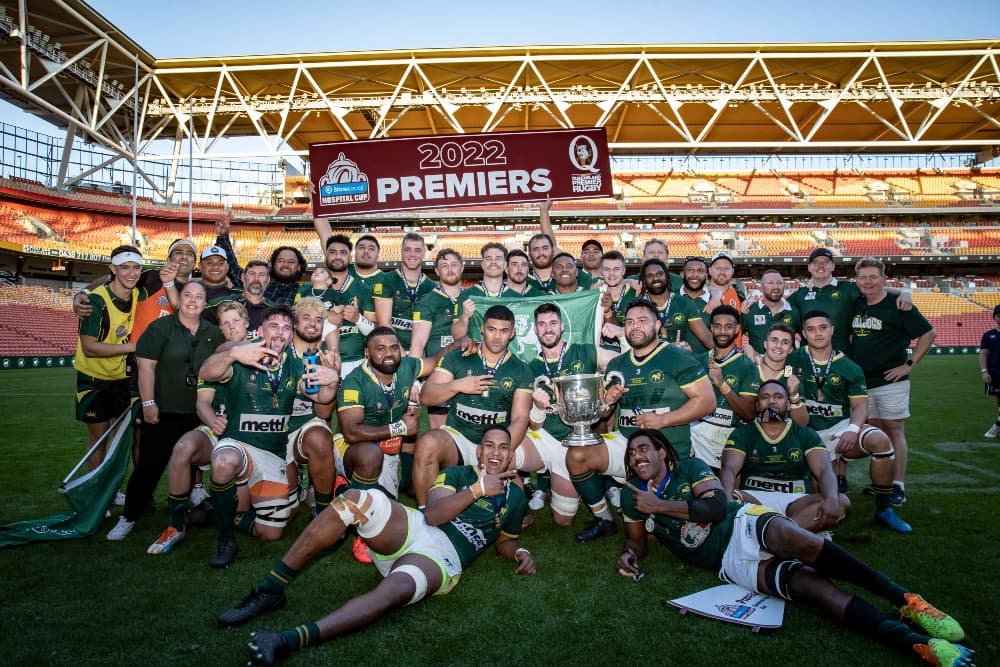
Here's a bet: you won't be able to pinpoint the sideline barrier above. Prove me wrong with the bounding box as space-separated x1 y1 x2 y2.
1 355 73 369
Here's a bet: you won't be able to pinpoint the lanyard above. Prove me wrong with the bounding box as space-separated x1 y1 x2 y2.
542 342 568 378
486 482 510 530
806 347 835 399
398 269 426 305
641 472 672 496
711 346 740 365
264 353 284 408
610 285 629 318
482 351 507 377
479 280 507 298
435 284 459 307
530 270 554 291
334 273 354 295
365 361 397 413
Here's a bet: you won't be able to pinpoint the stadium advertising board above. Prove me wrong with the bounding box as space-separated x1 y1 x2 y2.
309 128 613 216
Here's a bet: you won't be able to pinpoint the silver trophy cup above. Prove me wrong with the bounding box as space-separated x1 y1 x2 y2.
551 373 607 447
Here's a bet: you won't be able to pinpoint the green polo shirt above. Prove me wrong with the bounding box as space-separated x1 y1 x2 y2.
789 279 861 353
742 300 800 355
136 314 222 414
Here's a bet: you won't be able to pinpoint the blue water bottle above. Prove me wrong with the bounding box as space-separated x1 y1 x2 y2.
303 348 320 394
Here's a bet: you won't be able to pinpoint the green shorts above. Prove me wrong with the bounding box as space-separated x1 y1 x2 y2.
76 372 131 423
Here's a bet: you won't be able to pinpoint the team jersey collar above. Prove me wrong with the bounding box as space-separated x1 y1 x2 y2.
629 341 669 366
756 298 792 313
806 276 839 290
754 418 793 444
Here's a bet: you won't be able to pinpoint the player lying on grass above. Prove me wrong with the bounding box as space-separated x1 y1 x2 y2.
616 428 974 667
216 424 536 666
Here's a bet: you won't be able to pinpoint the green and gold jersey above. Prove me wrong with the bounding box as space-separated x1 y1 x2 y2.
295 285 337 311
696 350 759 428
75 284 142 381
413 285 459 356
526 271 557 294
455 281 541 320
606 342 708 457
527 342 599 440
432 465 527 567
851 295 932 390
577 270 598 289
627 272 684 293
218 351 304 457
789 279 861 352
601 284 638 352
286 343 332 432
372 269 436 349
788 347 867 431
436 349 534 443
196 376 227 428
725 420 825 495
621 458 739 571
742 300 800 355
330 273 376 363
348 265 384 292
337 356 422 428
667 292 711 354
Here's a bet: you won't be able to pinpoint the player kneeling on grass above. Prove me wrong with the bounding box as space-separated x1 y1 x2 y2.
617 428 973 667
217 425 535 666
719 380 849 534
199 306 340 568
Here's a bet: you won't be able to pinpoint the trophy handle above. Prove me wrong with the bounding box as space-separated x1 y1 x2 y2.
604 371 625 390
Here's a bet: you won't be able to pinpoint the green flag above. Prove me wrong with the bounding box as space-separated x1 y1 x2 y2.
0 404 137 548
467 290 601 363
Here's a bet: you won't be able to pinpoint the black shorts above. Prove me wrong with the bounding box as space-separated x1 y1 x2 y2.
76 372 131 423
986 382 1000 397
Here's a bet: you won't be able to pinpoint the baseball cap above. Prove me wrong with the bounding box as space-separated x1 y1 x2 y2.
168 238 197 256
993 304 1000 316
808 248 834 262
581 238 604 253
201 245 228 260
710 252 734 266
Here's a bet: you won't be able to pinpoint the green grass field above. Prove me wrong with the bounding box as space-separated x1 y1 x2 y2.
0 356 997 666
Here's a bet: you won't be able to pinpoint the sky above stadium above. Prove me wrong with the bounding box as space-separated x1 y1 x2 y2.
1 0 998 132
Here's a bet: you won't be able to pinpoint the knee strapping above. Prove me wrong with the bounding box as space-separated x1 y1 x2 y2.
514 447 526 469
331 489 392 538
390 564 429 605
549 491 580 518
859 427 893 459
763 558 805 601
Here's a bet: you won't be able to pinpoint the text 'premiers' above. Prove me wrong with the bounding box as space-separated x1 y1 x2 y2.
376 169 552 203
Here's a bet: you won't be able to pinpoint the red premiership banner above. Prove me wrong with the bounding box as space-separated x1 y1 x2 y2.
309 127 613 217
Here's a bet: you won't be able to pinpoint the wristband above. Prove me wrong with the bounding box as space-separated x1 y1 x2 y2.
905 359 914 367
843 423 860 434
514 547 530 561
983 369 989 374
76 288 90 297
163 280 175 288
356 315 375 335
388 420 408 437
141 400 156 407
719 383 732 395
529 405 547 423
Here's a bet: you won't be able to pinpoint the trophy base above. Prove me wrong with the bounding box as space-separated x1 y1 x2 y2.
561 431 603 447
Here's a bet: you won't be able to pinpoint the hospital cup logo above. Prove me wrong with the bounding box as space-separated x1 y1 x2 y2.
319 153 370 205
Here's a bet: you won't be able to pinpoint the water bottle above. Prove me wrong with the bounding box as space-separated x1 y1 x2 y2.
303 348 320 394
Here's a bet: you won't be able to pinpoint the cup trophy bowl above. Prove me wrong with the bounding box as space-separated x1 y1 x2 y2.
551 373 607 447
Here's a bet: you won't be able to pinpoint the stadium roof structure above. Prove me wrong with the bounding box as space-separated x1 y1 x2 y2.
0 0 998 171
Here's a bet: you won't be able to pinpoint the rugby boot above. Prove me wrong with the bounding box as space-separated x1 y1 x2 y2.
248 629 291 666
351 535 373 564
210 536 238 568
575 517 618 542
874 508 912 533
147 526 185 554
218 588 286 627
913 639 975 667
901 593 965 642
889 484 907 507
985 424 999 439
